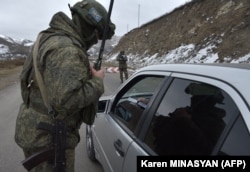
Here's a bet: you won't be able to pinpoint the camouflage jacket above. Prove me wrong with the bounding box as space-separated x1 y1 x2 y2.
15 12 104 149
116 53 127 69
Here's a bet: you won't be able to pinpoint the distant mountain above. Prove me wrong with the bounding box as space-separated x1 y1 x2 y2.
0 34 121 61
0 34 33 60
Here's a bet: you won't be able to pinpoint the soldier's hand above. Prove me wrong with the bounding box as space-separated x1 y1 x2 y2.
90 66 105 80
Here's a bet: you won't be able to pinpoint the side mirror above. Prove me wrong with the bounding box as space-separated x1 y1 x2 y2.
98 100 107 113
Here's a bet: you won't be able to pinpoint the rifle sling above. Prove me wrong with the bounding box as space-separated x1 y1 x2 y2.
32 33 50 111
32 33 63 119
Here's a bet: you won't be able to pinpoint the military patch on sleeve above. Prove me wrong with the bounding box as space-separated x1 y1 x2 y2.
89 7 102 22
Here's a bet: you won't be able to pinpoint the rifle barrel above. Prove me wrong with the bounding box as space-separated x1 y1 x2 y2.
95 0 114 70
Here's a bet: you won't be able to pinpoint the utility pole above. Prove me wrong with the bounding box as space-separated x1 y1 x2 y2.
138 3 140 27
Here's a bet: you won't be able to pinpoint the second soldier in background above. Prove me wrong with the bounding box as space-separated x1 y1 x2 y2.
116 50 128 83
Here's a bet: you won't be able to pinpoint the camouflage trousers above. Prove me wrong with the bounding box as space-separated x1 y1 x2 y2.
119 66 128 83
23 148 75 172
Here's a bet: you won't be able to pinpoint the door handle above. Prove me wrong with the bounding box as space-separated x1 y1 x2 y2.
113 139 125 157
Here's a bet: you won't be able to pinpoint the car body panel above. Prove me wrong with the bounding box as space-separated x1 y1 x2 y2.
122 141 148 172
92 111 134 172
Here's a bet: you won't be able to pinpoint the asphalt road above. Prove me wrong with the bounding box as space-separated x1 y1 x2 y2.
0 72 121 172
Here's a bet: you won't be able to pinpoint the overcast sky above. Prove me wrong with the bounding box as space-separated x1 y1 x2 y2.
0 0 191 41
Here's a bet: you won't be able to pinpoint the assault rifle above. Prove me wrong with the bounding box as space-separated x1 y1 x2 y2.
93 0 114 70
22 120 67 172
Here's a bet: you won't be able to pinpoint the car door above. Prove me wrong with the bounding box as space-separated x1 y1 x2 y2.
92 74 167 172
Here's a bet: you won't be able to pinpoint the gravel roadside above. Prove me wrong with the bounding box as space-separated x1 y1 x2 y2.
0 66 22 90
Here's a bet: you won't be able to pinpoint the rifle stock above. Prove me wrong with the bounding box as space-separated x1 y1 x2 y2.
22 148 54 171
22 120 67 171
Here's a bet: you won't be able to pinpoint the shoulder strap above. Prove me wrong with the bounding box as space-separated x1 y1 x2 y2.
32 33 54 117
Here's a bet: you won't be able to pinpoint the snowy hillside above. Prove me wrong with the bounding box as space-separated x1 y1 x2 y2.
0 34 33 60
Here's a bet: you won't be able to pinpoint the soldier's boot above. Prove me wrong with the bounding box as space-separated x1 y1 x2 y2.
125 72 128 80
120 72 123 83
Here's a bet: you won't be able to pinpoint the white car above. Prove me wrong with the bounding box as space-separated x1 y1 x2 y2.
86 63 250 172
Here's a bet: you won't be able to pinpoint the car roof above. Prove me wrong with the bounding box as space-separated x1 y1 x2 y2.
137 63 250 106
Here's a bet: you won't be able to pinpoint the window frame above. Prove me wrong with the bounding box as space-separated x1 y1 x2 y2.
108 72 170 138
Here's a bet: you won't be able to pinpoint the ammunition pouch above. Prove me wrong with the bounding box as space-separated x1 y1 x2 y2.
81 103 97 125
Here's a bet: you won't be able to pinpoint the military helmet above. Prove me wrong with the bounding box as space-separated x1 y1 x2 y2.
70 0 115 40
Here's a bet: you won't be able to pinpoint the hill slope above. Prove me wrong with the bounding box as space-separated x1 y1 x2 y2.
108 0 250 67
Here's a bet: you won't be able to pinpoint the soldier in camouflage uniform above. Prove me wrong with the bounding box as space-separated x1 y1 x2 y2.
116 50 128 83
14 0 115 171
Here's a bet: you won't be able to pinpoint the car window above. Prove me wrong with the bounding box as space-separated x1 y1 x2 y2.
219 115 250 155
112 76 164 132
144 78 240 155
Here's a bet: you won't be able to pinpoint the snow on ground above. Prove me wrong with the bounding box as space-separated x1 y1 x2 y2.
106 43 250 71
